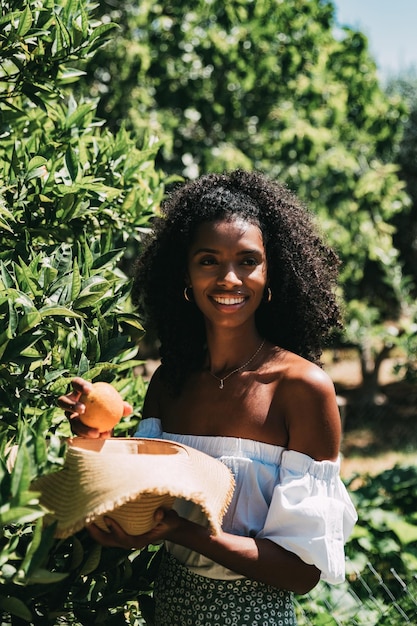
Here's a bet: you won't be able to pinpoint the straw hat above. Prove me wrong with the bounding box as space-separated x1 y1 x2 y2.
32 437 235 539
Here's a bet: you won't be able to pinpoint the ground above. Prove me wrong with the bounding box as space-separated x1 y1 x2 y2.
323 353 417 479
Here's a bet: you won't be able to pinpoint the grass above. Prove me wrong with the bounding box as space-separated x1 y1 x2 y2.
340 449 417 481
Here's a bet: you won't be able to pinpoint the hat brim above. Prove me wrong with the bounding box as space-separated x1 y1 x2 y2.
32 437 235 538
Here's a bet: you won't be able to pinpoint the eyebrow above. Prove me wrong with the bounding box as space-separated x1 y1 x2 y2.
191 247 262 257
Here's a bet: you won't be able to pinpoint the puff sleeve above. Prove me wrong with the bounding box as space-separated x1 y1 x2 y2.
257 449 357 584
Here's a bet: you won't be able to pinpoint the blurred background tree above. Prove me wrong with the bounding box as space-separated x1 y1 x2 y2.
386 68 417 290
76 0 416 396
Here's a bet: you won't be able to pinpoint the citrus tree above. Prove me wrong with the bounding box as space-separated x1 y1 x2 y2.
0 1 165 623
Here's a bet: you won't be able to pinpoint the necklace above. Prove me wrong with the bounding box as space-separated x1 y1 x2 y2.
208 339 265 389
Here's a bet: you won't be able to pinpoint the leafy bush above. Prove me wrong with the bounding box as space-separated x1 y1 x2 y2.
0 1 166 623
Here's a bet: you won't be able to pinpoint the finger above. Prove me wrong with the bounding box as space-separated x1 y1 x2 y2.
57 398 86 415
103 516 125 536
101 516 166 549
153 507 166 525
88 522 121 547
97 430 113 439
57 379 92 408
71 377 93 394
122 401 133 417
57 378 92 409
94 517 140 549
68 417 101 439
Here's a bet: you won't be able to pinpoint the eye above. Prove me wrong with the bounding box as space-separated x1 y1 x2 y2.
241 257 259 266
199 256 217 266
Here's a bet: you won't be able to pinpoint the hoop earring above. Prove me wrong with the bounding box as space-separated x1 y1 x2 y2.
265 287 272 303
184 287 193 302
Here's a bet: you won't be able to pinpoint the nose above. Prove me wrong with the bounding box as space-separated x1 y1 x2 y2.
216 264 243 287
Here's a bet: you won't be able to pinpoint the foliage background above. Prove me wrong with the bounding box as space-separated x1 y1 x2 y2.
77 0 417 394
1 0 416 624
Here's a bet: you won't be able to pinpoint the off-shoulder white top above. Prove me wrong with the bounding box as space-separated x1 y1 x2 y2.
134 418 357 584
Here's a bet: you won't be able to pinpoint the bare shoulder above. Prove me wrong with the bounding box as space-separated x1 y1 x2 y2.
280 351 336 394
273 350 341 461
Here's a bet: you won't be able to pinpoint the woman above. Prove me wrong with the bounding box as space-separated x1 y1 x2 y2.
60 170 357 626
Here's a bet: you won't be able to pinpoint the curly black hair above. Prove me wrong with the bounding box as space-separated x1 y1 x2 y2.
132 170 341 393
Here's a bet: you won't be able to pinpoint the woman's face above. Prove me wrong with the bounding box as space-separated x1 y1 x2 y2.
186 217 268 331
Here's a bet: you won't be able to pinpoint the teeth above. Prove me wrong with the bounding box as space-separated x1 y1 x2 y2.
213 296 245 305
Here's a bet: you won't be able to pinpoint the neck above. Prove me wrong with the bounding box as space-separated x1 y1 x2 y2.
205 328 264 376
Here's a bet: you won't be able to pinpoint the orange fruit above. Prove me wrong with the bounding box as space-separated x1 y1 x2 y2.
79 382 124 432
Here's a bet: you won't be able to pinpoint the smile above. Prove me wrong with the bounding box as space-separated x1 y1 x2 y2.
212 296 246 305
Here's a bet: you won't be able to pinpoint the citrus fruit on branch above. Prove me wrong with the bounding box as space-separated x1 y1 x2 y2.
79 382 125 432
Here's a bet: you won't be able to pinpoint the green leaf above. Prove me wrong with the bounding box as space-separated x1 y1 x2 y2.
91 249 124 270
70 258 81 300
0 506 43 526
2 333 44 363
80 181 121 201
70 535 85 571
52 12 72 54
7 298 19 338
0 333 10 360
65 102 96 129
87 22 119 52
52 244 73 275
82 238 93 272
0 595 33 621
25 568 69 584
40 263 59 289
73 277 110 309
57 66 87 83
16 5 33 37
20 517 44 575
21 84 48 110
0 263 14 289
10 443 32 497
116 313 144 332
77 2 89 36
25 156 48 182
22 518 59 578
18 310 42 334
39 305 83 319
15 259 41 297
0 205 16 233
7 292 31 313
65 146 79 182
80 542 102 575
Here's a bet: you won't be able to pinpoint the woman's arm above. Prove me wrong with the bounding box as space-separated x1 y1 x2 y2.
88 510 320 594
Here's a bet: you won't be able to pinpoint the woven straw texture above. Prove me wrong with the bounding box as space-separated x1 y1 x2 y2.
33 437 235 538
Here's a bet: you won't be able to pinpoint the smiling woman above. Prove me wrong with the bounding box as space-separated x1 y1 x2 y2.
60 170 357 626
132 171 342 395
186 219 267 339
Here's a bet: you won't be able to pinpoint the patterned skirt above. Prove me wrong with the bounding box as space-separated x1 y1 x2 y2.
153 550 297 626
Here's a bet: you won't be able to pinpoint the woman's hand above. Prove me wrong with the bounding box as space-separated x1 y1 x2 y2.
57 377 133 439
87 508 183 550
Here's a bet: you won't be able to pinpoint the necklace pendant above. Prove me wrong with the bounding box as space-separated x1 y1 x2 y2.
219 379 224 390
